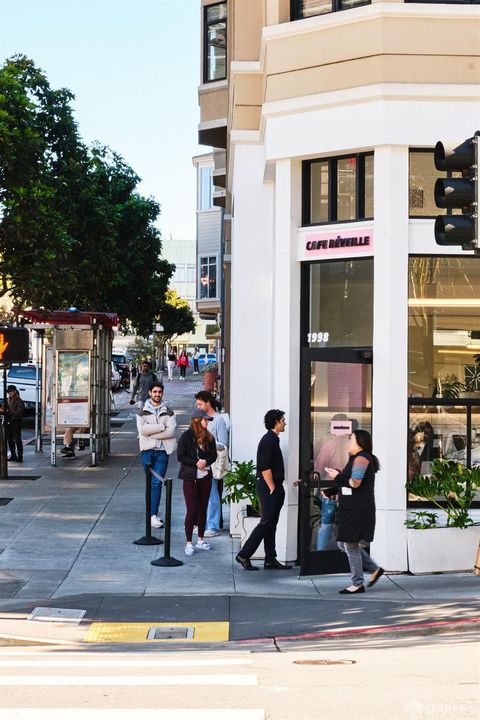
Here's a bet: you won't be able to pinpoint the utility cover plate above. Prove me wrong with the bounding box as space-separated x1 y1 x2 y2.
27 607 86 624
147 626 194 640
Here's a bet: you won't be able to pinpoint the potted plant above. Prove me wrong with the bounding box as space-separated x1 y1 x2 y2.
223 460 264 558
406 459 480 573
431 374 465 399
202 362 218 392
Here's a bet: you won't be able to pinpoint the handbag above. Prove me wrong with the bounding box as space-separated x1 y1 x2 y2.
211 446 229 479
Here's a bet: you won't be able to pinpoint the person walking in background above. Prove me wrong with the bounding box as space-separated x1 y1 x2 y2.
236 409 291 571
195 390 229 537
6 385 25 462
177 408 217 556
136 382 177 529
130 360 157 408
323 429 384 594
167 348 177 381
193 347 200 375
177 350 189 381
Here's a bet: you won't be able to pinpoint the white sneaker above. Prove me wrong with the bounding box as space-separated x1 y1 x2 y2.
185 544 195 556
196 539 211 551
203 529 219 538
150 515 163 529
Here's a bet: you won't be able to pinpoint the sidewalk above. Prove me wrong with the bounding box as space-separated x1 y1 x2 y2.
0 372 478 645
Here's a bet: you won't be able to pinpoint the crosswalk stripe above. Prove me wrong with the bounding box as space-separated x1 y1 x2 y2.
1 711 265 719
0 674 258 686
0 658 253 668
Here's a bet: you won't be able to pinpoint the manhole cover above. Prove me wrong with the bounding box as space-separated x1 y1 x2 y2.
293 659 356 666
147 626 194 640
0 498 13 506
27 607 86 624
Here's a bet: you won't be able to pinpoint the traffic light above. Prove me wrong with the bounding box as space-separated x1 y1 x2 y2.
0 327 29 364
434 133 479 253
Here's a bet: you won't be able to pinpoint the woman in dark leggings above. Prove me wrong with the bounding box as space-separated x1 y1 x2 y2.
177 408 217 556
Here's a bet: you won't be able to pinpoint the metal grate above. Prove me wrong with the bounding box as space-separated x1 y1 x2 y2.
147 626 194 640
27 607 86 624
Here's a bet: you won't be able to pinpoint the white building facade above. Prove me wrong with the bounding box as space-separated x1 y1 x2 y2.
198 0 480 573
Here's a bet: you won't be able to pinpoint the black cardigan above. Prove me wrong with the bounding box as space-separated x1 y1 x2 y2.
177 428 217 481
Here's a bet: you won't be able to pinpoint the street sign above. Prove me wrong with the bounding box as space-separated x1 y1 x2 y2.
0 327 29 363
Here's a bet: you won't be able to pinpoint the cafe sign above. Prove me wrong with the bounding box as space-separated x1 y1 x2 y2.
299 227 374 261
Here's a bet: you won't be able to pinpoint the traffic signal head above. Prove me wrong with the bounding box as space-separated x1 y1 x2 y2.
433 134 479 251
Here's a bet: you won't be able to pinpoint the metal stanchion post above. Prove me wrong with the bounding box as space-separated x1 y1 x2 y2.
151 477 183 567
133 465 163 546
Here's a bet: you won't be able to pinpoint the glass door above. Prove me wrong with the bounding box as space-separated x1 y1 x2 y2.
298 348 372 575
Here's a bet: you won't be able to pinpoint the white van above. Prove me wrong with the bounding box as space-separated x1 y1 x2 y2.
0 364 40 413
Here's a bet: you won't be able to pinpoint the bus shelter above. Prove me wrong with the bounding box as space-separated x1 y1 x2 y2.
24 310 118 467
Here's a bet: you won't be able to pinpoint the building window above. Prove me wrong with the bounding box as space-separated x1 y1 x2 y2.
204 2 227 83
409 149 462 218
303 153 373 226
199 256 217 299
187 264 196 283
291 0 370 19
199 165 213 210
408 256 480 504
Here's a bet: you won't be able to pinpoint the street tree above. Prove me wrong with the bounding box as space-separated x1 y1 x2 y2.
0 55 177 335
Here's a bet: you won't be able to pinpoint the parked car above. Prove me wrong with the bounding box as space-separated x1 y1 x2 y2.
198 353 217 367
112 353 131 389
111 362 121 391
0 364 40 414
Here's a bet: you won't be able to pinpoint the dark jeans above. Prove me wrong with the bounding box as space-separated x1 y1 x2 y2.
183 475 212 542
7 419 23 461
180 365 187 378
193 360 199 372
141 449 169 517
240 480 285 563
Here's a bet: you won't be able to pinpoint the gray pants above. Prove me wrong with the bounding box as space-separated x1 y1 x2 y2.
338 541 378 587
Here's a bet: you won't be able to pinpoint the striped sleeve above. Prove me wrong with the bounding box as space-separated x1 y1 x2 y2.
351 455 369 483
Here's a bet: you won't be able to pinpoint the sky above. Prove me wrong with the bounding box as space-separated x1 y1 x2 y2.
0 0 204 241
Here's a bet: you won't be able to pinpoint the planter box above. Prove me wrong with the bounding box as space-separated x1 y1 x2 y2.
240 515 264 560
407 525 480 574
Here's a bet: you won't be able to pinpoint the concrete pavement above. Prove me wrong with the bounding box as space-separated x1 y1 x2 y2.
0 371 478 646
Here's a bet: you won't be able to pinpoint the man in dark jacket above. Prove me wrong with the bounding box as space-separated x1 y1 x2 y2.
130 361 157 409
235 409 291 571
6 385 25 462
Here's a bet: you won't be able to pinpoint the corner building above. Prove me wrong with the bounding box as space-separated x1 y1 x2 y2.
198 0 480 573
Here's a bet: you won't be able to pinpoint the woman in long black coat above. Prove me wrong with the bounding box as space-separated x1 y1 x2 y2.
324 430 384 594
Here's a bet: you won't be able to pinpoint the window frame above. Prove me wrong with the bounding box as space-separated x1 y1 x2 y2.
302 152 374 227
199 255 218 300
203 2 227 84
291 0 371 20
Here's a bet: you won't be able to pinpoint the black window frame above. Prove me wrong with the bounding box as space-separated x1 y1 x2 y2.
302 152 374 227
203 2 227 84
291 0 371 20
199 255 218 300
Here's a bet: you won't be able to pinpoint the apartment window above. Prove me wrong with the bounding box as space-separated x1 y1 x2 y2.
291 0 370 19
199 256 217 299
303 153 374 225
409 149 462 218
172 265 186 283
199 166 213 210
187 264 196 283
204 2 227 82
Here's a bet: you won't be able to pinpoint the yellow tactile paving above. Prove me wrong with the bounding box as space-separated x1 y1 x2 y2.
85 621 229 644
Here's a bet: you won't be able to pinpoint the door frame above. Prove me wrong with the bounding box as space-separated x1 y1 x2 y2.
298 346 373 575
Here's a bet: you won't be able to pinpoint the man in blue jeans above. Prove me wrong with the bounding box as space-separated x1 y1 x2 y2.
136 382 177 528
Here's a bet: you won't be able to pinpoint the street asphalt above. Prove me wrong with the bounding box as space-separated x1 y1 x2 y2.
0 370 478 649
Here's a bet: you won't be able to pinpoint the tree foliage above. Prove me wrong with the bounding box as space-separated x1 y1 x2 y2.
0 55 179 335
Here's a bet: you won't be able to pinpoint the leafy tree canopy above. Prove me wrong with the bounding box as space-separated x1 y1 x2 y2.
0 55 179 335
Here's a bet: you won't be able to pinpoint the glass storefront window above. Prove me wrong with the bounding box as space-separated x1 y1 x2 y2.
364 154 374 219
409 150 461 218
337 157 356 221
408 257 480 398
310 161 329 224
307 258 373 348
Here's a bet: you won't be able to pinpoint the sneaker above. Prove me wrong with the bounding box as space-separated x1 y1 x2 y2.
150 515 163 529
196 539 211 551
60 445 73 455
63 450 76 458
184 544 195 556
203 529 219 537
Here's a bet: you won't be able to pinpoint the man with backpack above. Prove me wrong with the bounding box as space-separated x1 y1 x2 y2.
130 361 157 409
